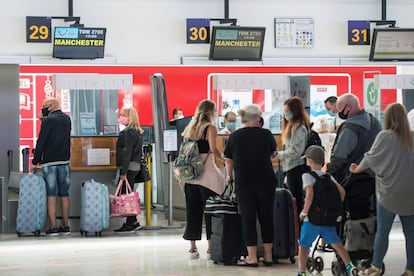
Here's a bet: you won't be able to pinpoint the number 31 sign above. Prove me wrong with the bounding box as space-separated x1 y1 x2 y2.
26 16 52 43
348 20 370 45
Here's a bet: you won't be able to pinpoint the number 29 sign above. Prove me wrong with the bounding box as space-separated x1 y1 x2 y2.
26 16 52 43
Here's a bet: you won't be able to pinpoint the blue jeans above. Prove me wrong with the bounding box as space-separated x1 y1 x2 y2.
42 164 71 197
372 201 414 270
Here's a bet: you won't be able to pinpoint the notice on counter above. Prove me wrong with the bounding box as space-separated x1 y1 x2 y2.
87 148 110 165
163 129 177 152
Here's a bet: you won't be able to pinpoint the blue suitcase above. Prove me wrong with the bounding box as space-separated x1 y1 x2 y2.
16 173 47 236
80 179 110 236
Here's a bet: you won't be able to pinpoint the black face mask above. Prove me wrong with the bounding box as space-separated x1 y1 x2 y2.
41 106 51 117
338 104 349 120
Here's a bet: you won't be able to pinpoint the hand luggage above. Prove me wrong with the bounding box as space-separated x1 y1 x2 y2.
80 179 110 236
16 173 47 236
210 214 244 265
208 181 244 265
272 187 299 263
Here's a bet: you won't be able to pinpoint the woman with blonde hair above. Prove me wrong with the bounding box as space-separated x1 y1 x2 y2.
114 106 144 233
275 96 311 220
181 99 225 259
350 103 414 276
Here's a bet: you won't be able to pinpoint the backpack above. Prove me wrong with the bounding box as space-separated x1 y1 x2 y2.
307 171 343 226
305 128 322 151
173 139 208 182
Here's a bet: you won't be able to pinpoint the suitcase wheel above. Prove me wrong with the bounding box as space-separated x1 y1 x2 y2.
290 256 296 264
33 230 41 236
80 230 84 236
16 231 23 237
314 256 324 272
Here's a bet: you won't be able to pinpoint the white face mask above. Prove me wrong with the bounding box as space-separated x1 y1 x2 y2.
177 115 184 119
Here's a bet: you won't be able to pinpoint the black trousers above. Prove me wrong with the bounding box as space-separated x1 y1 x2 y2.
286 164 310 222
237 185 275 246
183 184 217 241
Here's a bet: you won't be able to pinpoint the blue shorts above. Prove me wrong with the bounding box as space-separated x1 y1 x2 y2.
42 164 71 197
299 221 341 248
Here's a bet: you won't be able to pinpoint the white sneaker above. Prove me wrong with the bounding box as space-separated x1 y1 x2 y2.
189 249 199 259
361 265 381 276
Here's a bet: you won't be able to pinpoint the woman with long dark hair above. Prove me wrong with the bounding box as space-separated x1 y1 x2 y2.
275 96 311 219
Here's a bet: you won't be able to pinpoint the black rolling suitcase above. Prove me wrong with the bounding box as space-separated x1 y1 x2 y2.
206 182 244 265
210 214 244 265
272 184 299 263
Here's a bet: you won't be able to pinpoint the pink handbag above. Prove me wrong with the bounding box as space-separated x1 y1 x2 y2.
110 179 141 217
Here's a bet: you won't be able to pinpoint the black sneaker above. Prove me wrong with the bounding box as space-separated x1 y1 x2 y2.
46 228 59 236
114 222 142 233
58 226 71 235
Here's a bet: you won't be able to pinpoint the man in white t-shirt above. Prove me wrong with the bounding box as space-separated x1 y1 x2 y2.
324 96 345 133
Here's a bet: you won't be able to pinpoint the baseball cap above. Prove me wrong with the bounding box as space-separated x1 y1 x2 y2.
302 145 325 165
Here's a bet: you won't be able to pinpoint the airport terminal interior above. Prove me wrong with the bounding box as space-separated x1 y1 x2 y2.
0 210 407 276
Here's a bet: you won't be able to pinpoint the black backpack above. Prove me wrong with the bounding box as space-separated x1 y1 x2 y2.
307 171 343 226
305 125 322 151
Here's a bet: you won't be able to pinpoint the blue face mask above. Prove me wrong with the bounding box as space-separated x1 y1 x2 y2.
327 110 336 117
227 122 236 131
284 111 293 121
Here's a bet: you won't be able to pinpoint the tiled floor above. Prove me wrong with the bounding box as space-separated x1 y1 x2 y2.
0 210 407 276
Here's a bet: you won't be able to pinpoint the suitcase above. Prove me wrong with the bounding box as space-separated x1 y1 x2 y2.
80 179 110 236
272 187 299 263
210 214 244 265
16 173 47 237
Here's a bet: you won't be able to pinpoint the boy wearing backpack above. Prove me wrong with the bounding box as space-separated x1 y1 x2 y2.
297 145 358 276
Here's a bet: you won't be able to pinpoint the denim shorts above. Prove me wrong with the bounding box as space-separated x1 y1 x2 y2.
299 221 341 248
42 164 71 197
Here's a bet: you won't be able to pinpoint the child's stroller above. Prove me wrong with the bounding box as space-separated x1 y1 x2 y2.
307 172 385 275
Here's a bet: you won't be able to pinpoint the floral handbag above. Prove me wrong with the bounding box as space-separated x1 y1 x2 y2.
110 179 141 217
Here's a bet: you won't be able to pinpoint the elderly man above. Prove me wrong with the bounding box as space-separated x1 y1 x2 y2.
327 94 382 183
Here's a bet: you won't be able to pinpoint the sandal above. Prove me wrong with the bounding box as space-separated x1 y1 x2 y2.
237 259 258 267
362 265 381 276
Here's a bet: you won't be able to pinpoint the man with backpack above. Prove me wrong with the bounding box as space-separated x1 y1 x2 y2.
297 145 358 276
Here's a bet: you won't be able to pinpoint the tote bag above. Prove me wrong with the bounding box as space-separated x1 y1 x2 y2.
204 182 238 215
110 179 141 217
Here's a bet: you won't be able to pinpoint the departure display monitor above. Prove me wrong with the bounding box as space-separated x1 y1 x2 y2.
369 28 414 61
53 27 106 59
209 26 265 61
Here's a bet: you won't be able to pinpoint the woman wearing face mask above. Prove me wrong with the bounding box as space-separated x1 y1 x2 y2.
275 96 311 223
218 111 237 134
114 106 144 233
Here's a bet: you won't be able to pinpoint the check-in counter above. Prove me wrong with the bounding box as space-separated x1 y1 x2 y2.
60 136 118 218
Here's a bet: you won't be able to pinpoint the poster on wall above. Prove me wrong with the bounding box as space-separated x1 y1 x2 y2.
309 85 337 133
80 112 97 136
274 18 314 48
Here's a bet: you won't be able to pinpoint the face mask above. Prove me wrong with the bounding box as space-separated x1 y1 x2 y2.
118 116 129 126
327 110 336 117
227 122 236 131
41 106 51 117
338 105 349 120
177 115 184 119
284 111 293 121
